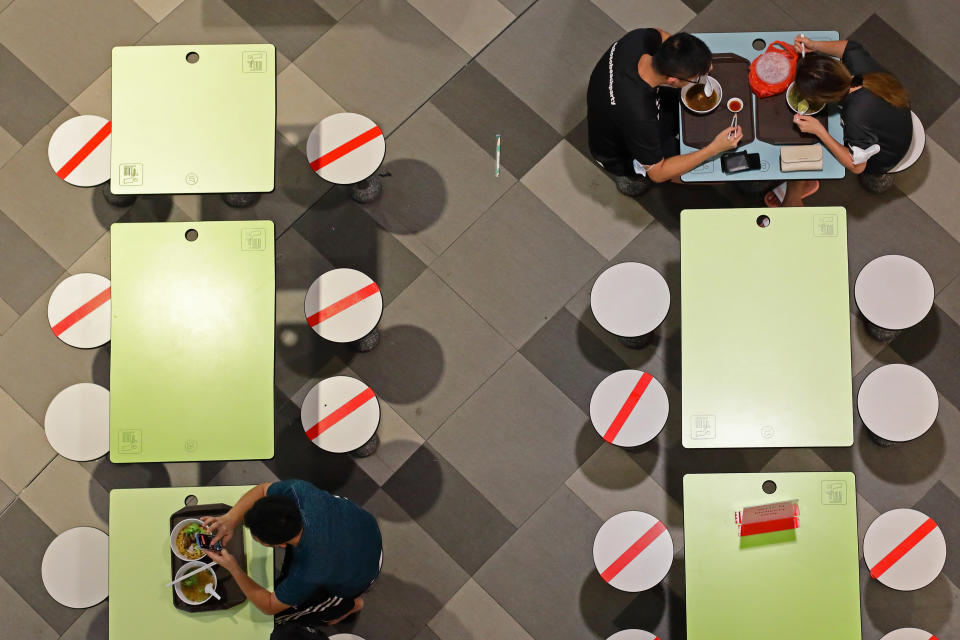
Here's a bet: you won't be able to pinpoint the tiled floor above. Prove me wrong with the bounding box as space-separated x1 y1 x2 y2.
1 1 958 638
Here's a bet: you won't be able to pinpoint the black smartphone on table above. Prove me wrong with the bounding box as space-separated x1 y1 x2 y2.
720 151 761 174
195 533 223 552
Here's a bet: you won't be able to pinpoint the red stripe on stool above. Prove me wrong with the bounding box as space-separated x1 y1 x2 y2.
56 121 111 180
603 372 654 443
309 126 383 171
869 517 938 579
305 387 376 441
307 282 380 327
600 520 667 582
51 287 111 337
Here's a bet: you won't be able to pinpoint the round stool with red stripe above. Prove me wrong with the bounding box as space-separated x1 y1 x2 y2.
308 112 385 204
47 273 111 348
301 376 380 457
305 269 383 351
880 628 940 640
47 115 136 208
857 364 938 447
864 508 946 591
591 263 670 349
593 511 673 592
607 632 660 640
855 255 934 342
44 383 110 462
590 370 668 447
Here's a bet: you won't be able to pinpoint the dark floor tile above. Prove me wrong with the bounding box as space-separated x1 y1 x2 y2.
81 458 226 493
681 0 714 12
0 209 62 313
912 481 960 593
520 308 626 414
849 14 960 126
275 227 334 292
222 0 336 61
929 97 960 164
431 62 561 177
383 445 516 574
565 116 591 162
294 188 427 306
0 501 82 634
891 306 960 413
0 45 66 145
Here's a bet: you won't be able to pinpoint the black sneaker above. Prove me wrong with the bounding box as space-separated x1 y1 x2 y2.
858 172 895 194
614 174 652 197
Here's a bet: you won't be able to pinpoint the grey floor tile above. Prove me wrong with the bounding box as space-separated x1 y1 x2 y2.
898 137 960 245
314 0 361 20
222 0 336 61
205 460 279 487
878 0 960 86
772 0 875 36
0 574 58 640
0 500 82 633
849 13 960 126
478 0 624 135
0 479 12 512
295 0 469 134
0 381 53 494
937 276 960 327
352 401 424 486
434 184 605 347
361 103 516 261
430 354 597 526
0 0 153 101
0 124 18 171
499 0 535 14
683 0 798 33
890 305 960 412
520 307 627 414
408 0 515 57
0 296 16 335
349 269 513 439
276 62 343 153
414 627 443 640
929 96 960 164
591 0 694 33
131 0 182 21
429 578 535 640
0 45 65 145
0 209 62 313
59 600 107 640
295 188 428 307
384 445 517 574
913 481 960 589
19 457 110 534
431 61 561 178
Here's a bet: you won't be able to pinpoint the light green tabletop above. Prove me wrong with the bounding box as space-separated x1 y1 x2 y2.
681 207 852 448
684 473 861 640
109 486 274 639
111 44 276 194
110 221 275 462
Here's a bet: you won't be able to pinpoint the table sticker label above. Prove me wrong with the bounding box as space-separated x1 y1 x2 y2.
814 214 838 237
691 415 716 439
119 163 143 186
243 51 266 73
242 228 266 251
821 480 846 505
118 429 142 454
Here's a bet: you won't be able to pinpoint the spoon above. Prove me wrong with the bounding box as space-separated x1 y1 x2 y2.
703 76 714 98
205 583 221 600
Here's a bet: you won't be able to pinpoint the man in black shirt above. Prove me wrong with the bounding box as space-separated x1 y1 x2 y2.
587 29 742 195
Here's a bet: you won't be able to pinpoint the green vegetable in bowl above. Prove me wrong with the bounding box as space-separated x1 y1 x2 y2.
182 575 198 588
182 523 205 537
797 99 810 113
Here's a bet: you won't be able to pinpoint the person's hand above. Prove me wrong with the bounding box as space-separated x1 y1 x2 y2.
204 546 241 575
794 34 814 54
793 114 826 136
709 126 743 153
201 513 237 547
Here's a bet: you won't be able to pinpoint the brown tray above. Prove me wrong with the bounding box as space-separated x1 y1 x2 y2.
170 503 246 612
755 93 829 145
681 53 755 149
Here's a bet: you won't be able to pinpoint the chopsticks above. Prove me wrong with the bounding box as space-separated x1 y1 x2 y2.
164 560 217 588
728 113 738 139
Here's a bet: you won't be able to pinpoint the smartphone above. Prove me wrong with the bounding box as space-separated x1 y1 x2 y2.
195 533 223 552
720 151 761 174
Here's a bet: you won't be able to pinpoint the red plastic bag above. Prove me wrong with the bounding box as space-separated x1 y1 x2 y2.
749 41 797 98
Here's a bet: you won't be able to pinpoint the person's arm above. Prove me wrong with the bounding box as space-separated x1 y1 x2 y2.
201 481 273 546
646 126 743 183
794 35 847 58
793 115 867 174
204 546 291 615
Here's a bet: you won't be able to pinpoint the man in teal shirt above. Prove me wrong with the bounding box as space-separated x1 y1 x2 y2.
203 479 382 626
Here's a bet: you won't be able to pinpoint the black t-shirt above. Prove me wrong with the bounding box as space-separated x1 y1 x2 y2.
839 41 912 174
586 28 680 175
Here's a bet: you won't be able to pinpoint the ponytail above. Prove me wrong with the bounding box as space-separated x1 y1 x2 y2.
861 72 910 109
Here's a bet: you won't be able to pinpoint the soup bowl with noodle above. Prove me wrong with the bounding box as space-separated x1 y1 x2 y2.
170 518 208 562
174 561 218 605
681 80 722 114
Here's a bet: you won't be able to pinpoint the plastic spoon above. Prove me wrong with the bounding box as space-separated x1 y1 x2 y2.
204 583 221 601
703 76 714 98
164 560 217 588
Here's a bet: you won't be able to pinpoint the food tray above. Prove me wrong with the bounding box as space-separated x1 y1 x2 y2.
681 53 755 148
170 503 246 612
755 92 830 145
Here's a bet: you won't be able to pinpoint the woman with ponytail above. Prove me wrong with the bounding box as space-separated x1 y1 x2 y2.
765 35 913 206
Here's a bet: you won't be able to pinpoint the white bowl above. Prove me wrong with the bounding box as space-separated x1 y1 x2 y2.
170 518 207 562
173 561 217 606
785 82 825 115
681 78 722 114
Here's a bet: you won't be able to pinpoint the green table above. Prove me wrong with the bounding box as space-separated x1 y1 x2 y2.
684 473 861 640
109 486 274 639
681 207 852 448
111 44 275 194
110 221 275 462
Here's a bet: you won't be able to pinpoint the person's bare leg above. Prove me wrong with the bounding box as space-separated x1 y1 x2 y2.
326 596 364 625
782 179 820 207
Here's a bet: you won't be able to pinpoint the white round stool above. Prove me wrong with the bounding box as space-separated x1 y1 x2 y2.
44 383 110 461
858 364 938 446
308 112 385 203
590 370 668 447
607 631 659 640
48 115 111 187
889 112 926 173
593 511 672 592
47 273 111 348
301 376 380 457
881 629 939 640
864 508 946 591
590 263 670 348
330 635 365 640
305 268 383 352
41 527 108 608
855 255 933 341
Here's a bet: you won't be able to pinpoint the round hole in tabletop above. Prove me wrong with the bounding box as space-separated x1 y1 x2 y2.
757 215 771 228
752 38 766 51
186 51 199 63
184 494 198 506
185 228 198 242
762 480 777 494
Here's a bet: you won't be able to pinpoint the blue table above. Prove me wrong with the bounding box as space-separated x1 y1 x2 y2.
679 31 843 182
